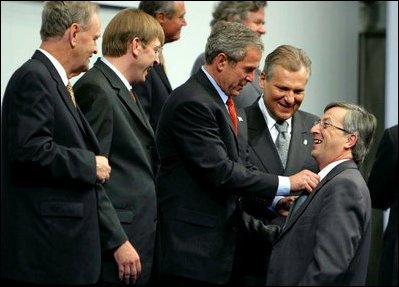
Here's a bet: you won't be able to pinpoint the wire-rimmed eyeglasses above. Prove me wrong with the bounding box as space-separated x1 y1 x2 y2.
314 119 351 133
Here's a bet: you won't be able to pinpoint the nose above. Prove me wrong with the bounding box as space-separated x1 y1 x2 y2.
245 70 256 83
258 24 266 36
310 121 319 133
284 92 295 104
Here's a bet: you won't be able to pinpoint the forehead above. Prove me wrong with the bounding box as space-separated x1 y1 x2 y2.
238 47 262 65
323 107 347 121
173 1 185 15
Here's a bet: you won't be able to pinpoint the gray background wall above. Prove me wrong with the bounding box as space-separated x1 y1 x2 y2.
2 1 361 117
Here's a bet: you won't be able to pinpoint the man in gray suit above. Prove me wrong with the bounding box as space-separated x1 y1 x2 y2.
74 9 164 286
239 45 319 285
267 102 377 285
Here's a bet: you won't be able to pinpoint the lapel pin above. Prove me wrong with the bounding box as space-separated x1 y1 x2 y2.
237 116 243 122
303 139 308 145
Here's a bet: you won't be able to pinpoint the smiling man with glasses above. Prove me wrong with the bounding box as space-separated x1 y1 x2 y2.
73 8 165 286
267 102 377 285
314 118 352 134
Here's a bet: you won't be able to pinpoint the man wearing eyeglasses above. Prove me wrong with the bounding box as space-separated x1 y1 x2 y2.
238 45 320 285
266 102 377 285
74 9 164 286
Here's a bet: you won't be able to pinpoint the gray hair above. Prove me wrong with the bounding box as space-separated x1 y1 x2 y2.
210 1 267 27
138 1 176 18
40 1 98 40
205 21 264 64
324 102 377 165
263 45 312 82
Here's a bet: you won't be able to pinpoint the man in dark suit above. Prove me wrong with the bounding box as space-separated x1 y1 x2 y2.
368 124 398 286
1 2 129 285
267 102 377 285
74 9 165 286
133 1 187 131
155 21 319 286
191 1 267 109
239 44 319 285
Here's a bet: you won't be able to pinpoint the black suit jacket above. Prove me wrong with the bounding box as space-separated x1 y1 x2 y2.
1 51 126 285
155 70 280 284
74 59 158 285
368 124 398 286
267 160 372 285
133 64 172 131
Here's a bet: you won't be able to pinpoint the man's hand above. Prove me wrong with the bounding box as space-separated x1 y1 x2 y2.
95 155 111 183
289 169 319 192
276 196 298 216
114 240 142 285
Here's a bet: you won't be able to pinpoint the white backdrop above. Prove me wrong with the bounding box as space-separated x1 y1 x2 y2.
0 1 385 118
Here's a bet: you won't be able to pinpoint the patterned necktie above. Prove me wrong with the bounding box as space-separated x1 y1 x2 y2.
275 121 289 168
226 96 238 136
66 82 76 107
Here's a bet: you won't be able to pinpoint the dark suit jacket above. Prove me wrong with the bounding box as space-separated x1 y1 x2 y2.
267 160 372 286
368 124 398 286
133 64 172 131
243 102 319 220
74 59 158 285
1 51 126 285
238 102 319 281
155 69 280 284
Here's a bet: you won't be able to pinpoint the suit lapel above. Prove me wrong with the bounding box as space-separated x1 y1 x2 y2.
280 160 358 236
285 113 313 174
94 60 154 138
196 70 239 150
33 51 87 136
246 104 283 173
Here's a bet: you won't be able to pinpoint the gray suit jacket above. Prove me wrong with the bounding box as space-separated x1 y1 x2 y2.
74 59 157 285
267 160 372 286
191 52 261 108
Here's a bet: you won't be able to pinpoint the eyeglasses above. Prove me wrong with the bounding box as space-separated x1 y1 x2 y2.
140 40 163 55
314 119 351 133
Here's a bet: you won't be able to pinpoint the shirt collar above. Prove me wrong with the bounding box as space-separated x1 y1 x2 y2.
37 48 68 86
101 57 132 91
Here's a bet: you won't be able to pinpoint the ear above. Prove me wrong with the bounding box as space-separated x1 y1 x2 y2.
215 53 228 72
130 37 141 57
344 133 358 149
259 72 266 89
155 12 166 25
69 23 80 48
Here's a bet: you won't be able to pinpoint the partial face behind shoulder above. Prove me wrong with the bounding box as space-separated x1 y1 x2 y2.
71 13 101 76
